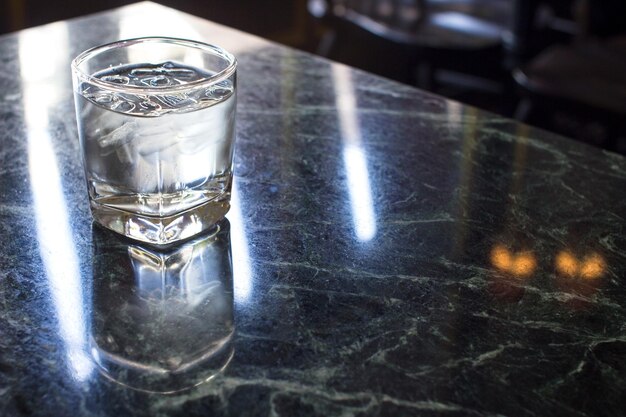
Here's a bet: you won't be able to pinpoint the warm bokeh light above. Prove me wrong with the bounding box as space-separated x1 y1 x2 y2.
490 244 536 278
580 253 605 280
511 252 536 277
556 251 605 280
491 245 512 271
556 251 578 277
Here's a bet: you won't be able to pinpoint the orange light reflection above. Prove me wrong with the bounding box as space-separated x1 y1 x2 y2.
556 251 605 280
580 253 605 280
556 251 578 277
512 253 536 277
490 245 536 278
491 245 512 271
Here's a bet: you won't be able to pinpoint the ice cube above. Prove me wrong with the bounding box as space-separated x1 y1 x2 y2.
140 75 171 87
134 119 180 158
98 121 139 149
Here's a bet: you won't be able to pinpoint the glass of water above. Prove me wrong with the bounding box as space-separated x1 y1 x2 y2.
72 37 237 245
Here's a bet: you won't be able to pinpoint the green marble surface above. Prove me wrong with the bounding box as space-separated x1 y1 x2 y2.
0 2 625 416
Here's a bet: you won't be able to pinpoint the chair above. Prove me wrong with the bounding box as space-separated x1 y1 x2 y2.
512 1 626 152
514 36 626 151
308 0 512 90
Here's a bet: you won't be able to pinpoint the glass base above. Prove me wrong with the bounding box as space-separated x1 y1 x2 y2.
92 334 235 394
91 197 230 245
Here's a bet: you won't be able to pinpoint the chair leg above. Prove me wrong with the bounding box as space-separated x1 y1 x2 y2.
316 30 336 57
514 98 534 122
416 62 434 90
605 123 619 152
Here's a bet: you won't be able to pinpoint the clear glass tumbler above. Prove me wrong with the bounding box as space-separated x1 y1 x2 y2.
72 37 237 245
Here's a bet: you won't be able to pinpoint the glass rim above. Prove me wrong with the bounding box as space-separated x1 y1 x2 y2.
71 36 237 95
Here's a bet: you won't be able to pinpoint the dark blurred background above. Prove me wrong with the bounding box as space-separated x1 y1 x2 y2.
2 0 626 154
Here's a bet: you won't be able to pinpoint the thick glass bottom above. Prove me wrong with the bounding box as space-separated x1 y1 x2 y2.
92 331 234 394
91 196 230 245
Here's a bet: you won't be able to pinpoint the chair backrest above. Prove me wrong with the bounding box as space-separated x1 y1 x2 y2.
309 0 426 43
310 0 511 46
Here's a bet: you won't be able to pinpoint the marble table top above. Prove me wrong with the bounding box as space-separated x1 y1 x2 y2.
1 2 625 416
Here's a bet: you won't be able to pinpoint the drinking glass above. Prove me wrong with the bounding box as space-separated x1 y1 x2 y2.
72 37 237 245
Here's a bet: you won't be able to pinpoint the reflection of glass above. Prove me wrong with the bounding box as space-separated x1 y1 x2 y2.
90 219 234 393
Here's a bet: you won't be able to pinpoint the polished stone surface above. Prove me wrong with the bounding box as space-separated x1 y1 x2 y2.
1 2 625 416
